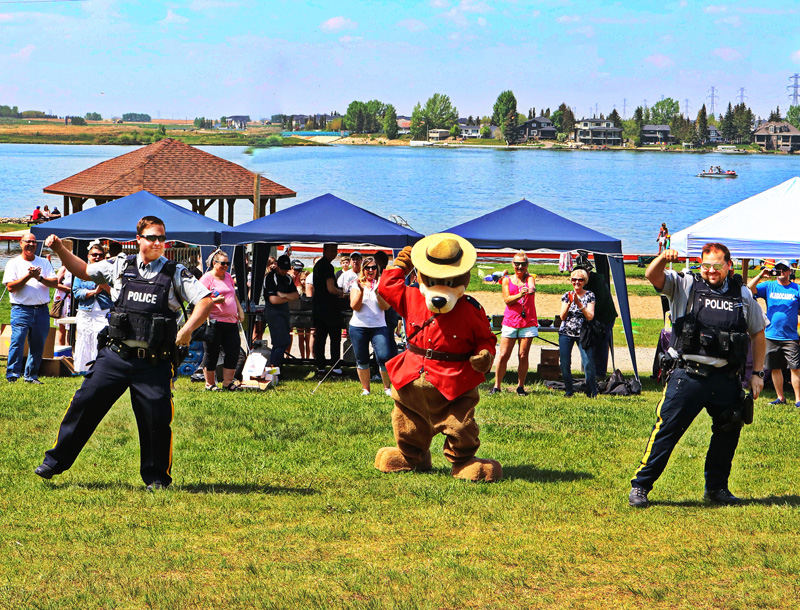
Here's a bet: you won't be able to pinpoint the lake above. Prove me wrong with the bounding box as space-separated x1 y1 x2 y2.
2 143 800 255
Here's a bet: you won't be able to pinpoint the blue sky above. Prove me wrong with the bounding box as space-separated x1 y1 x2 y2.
2 0 799 120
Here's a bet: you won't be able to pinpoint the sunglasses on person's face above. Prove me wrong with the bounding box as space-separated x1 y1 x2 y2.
364 265 378 271
571 278 585 283
513 261 528 267
139 234 167 243
89 252 104 258
215 261 230 267
22 239 37 244
700 262 727 271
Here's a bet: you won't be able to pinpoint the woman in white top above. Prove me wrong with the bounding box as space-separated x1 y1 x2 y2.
349 256 392 396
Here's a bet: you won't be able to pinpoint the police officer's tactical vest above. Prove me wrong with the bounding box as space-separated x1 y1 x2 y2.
670 273 749 364
109 256 179 348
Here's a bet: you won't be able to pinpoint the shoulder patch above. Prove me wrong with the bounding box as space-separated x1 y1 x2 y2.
180 267 194 280
465 295 482 309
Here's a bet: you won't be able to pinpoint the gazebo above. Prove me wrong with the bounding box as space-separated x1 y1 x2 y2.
42 138 296 225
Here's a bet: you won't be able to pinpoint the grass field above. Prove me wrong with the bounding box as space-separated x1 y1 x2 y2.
1 366 798 609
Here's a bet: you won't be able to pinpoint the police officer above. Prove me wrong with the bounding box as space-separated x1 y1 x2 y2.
34 216 213 490
629 243 765 508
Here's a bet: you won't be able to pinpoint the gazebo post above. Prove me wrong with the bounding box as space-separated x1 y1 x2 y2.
227 198 235 226
270 197 276 214
63 195 70 216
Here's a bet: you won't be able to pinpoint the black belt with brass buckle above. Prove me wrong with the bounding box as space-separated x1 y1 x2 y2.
108 342 155 361
407 343 471 362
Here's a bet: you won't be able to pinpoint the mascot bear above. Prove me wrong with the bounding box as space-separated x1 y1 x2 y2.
375 233 501 482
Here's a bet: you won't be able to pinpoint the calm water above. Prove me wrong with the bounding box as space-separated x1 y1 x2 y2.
3 143 800 255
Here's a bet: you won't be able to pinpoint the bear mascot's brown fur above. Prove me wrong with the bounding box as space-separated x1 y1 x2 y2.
375 233 501 482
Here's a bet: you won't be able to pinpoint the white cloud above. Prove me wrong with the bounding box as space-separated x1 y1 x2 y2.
531 10 540 18
477 16 487 26
557 15 581 23
398 18 427 32
646 54 675 68
11 44 35 60
703 5 728 13
0 13 12 22
431 0 449 7
441 0 491 27
190 0 240 9
339 35 363 44
160 10 188 25
716 15 742 26
575 25 594 37
792 50 800 64
321 16 357 32
712 47 741 61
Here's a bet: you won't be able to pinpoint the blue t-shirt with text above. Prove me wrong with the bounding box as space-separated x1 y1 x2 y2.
756 280 800 341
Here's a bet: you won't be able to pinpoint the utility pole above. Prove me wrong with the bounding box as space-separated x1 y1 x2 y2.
788 74 800 107
707 86 719 116
622 98 628 119
683 99 691 117
737 88 747 106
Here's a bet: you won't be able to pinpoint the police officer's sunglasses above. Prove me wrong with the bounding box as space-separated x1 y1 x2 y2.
700 262 728 271
139 234 167 243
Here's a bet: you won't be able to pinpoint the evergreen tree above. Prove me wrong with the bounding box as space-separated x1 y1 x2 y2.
696 104 709 142
768 106 782 122
502 109 519 144
545 108 551 118
608 109 622 128
720 103 735 141
631 106 645 145
528 108 533 120
562 104 576 136
643 107 651 124
410 102 426 140
383 104 398 139
732 103 754 143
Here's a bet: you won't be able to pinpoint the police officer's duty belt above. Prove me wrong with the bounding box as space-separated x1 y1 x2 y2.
407 343 471 362
107 341 166 362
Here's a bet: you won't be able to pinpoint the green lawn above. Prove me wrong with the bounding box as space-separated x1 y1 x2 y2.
1 368 798 609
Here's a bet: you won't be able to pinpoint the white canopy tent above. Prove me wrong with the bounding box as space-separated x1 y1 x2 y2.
670 177 800 259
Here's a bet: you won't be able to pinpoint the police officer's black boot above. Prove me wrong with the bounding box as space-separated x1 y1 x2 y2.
704 488 742 506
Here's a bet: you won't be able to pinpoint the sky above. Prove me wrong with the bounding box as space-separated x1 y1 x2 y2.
2 0 800 121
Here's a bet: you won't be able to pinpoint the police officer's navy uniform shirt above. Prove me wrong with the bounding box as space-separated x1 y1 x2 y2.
755 280 800 341
87 254 211 347
661 270 765 366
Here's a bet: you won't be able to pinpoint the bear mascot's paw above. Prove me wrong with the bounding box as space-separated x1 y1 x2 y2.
389 246 413 275
375 446 432 473
452 458 503 483
469 348 493 374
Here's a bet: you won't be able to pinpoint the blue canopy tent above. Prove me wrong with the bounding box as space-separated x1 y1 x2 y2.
443 199 638 379
220 193 424 342
31 190 228 247
220 193 424 248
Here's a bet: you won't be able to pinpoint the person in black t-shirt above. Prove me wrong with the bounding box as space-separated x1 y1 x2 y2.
264 255 299 371
313 244 345 374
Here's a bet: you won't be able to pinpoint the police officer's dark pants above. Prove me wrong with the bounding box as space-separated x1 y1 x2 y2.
313 312 341 370
632 367 742 493
42 346 174 486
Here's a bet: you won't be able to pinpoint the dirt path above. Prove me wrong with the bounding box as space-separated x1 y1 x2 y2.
470 291 665 319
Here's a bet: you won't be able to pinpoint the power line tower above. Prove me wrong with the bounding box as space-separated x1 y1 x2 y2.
595 103 599 118
683 98 691 117
643 99 648 111
707 86 719 116
737 87 747 106
622 98 627 119
788 74 800 107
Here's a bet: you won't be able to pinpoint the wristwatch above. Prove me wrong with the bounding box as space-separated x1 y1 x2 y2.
755 370 766 379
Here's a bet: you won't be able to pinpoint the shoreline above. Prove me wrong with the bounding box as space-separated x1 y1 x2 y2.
0 123 774 153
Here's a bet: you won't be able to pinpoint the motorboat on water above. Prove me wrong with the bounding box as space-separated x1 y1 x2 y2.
697 167 737 178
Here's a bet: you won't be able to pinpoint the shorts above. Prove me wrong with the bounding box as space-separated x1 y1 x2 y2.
765 338 800 370
501 325 539 339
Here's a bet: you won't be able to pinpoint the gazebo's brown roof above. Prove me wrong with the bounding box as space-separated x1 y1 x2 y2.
43 138 295 200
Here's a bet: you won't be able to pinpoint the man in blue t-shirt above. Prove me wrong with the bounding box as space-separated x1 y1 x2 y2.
748 259 800 407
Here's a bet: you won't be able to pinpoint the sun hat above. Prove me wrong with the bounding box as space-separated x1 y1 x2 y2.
410 233 476 279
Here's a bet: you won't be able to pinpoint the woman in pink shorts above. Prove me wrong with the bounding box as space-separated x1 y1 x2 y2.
489 251 538 396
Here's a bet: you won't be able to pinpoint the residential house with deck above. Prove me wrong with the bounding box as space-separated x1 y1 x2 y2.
641 124 673 145
572 118 623 146
512 116 557 142
753 122 800 152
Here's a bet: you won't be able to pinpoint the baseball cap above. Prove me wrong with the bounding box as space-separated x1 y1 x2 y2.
277 255 291 270
291 259 304 271
350 251 362 259
775 259 791 269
